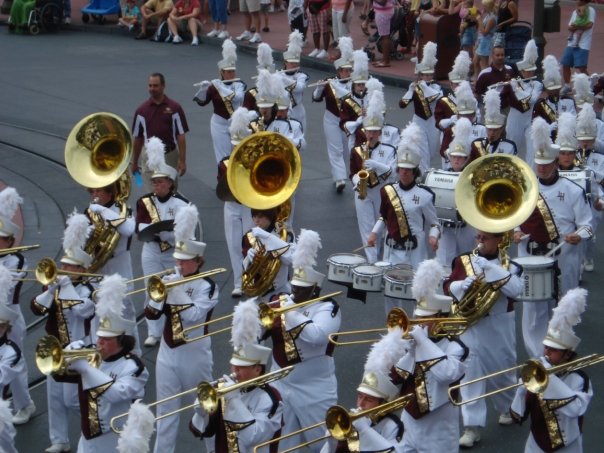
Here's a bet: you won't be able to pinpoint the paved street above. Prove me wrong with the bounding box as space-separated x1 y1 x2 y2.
1 31 603 452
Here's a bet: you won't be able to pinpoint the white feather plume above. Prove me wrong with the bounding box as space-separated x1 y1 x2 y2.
484 88 501 120
412 259 445 302
366 90 385 124
398 122 424 156
173 204 199 243
222 38 237 63
230 298 261 350
452 117 472 149
117 400 155 453
543 55 561 86
0 399 13 430
577 103 597 135
550 288 587 333
0 187 23 219
366 78 384 101
351 49 369 81
293 229 322 270
454 80 476 109
338 36 354 62
256 69 278 102
229 107 253 139
257 43 274 71
145 137 166 172
365 328 409 374
96 273 127 320
286 30 304 56
572 73 593 101
449 50 471 80
62 210 92 253
531 117 553 151
523 39 538 66
420 41 438 69
555 112 577 148
0 265 14 306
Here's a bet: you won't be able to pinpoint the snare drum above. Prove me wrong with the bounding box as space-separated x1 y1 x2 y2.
423 170 462 225
327 254 367 284
352 265 383 292
514 256 556 301
383 266 414 300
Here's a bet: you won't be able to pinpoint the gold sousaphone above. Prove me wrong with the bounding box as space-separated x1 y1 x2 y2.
227 132 302 296
65 113 133 273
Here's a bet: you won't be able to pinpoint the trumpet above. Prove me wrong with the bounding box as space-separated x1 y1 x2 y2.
182 291 342 342
0 244 40 257
147 267 227 302
448 353 604 406
329 307 467 346
14 258 105 286
253 394 413 453
307 77 351 88
110 366 294 433
35 335 101 376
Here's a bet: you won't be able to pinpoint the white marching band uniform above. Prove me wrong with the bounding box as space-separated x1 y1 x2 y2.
266 116 306 151
281 71 309 133
320 414 404 453
507 79 543 161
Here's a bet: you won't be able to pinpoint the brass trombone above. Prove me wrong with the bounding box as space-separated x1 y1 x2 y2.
448 353 604 406
91 268 176 300
329 308 468 346
14 258 105 285
181 291 342 343
253 394 413 453
0 244 40 257
146 268 228 302
35 335 101 376
110 365 294 433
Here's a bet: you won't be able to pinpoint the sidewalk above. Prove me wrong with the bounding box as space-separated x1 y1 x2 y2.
1 0 603 85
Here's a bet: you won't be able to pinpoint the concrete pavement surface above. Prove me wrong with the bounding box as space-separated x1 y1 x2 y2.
1 29 603 452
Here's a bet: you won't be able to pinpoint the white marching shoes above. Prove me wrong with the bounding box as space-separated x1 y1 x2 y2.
44 443 71 453
459 426 481 448
143 335 159 347
12 402 36 424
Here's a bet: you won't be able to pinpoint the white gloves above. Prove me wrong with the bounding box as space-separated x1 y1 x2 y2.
88 203 105 214
159 231 174 243
57 275 72 288
409 325 428 343
68 358 90 374
364 159 390 174
194 81 211 100
252 227 271 240
461 275 476 292
247 247 257 261
65 340 86 351
222 374 239 403
281 294 296 308
352 414 371 431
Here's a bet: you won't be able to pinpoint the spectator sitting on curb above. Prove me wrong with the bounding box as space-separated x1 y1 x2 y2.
119 0 142 31
167 0 201 45
137 0 174 39
236 0 263 43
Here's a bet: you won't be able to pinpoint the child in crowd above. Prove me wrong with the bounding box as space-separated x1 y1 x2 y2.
118 0 142 31
473 0 497 76
568 1 590 47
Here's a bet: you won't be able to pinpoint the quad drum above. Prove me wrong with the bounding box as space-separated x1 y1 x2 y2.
327 253 367 284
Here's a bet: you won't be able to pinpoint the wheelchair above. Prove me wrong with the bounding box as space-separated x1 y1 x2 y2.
8 0 62 35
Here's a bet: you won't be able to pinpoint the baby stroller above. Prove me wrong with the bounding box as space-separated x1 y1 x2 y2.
364 6 408 62
8 0 62 34
505 21 532 65
81 0 120 24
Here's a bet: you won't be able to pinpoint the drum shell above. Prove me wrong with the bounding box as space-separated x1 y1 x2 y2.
514 256 557 301
327 253 367 284
423 170 462 225
352 265 383 292
383 267 414 300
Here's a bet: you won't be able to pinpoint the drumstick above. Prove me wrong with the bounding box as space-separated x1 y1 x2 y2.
544 226 587 258
519 234 530 241
352 245 372 252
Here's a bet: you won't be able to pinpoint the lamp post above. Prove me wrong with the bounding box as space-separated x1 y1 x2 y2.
533 0 546 72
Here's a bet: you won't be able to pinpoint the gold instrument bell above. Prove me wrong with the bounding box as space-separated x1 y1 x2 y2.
36 335 101 376
455 154 538 233
65 112 132 189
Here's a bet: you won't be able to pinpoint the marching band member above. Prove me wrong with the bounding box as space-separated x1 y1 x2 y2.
251 70 279 132
511 288 593 453
392 259 467 453
223 107 255 297
190 298 284 452
144 204 219 453
194 39 247 164
31 212 96 453
322 331 405 453
574 77 604 158
260 229 341 453
436 118 477 267
135 137 190 347
68 274 148 452
0 187 35 424
469 88 517 161
350 88 397 264
340 50 369 154
434 50 472 134
367 123 440 278
444 230 523 448
507 39 543 162
281 30 309 131
269 83 306 152
242 207 294 300
0 399 16 453
399 41 443 171
242 43 277 113
312 36 354 193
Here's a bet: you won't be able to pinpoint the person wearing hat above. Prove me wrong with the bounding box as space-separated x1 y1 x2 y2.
0 188 36 425
241 207 294 300
190 298 284 452
194 39 247 165
242 43 277 113
132 72 189 191
506 39 543 160
400 41 443 171
444 230 523 447
468 88 517 162
367 122 440 286
313 36 354 194
281 30 309 132
434 50 472 135
267 81 306 152
67 274 148 453
144 204 219 453
436 118 478 267
260 229 341 453
391 259 467 452
510 287 593 453
135 137 190 347
31 212 96 453
349 89 397 265
340 50 370 155
247 70 280 132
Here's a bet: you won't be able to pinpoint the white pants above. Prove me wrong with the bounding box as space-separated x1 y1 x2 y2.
290 104 307 134
224 201 253 290
435 225 476 268
141 242 175 338
402 403 459 453
506 108 531 159
77 431 119 453
525 432 583 453
354 188 382 264
413 115 438 172
210 113 231 164
331 7 353 42
522 299 555 358
460 311 516 427
153 339 213 453
47 378 79 444
323 111 349 182
7 306 33 411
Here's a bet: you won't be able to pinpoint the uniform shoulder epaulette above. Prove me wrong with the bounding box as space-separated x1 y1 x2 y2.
125 353 146 377
417 183 436 201
173 192 190 203
448 337 469 362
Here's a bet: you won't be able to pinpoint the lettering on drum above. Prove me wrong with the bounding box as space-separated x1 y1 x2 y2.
434 176 455 184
